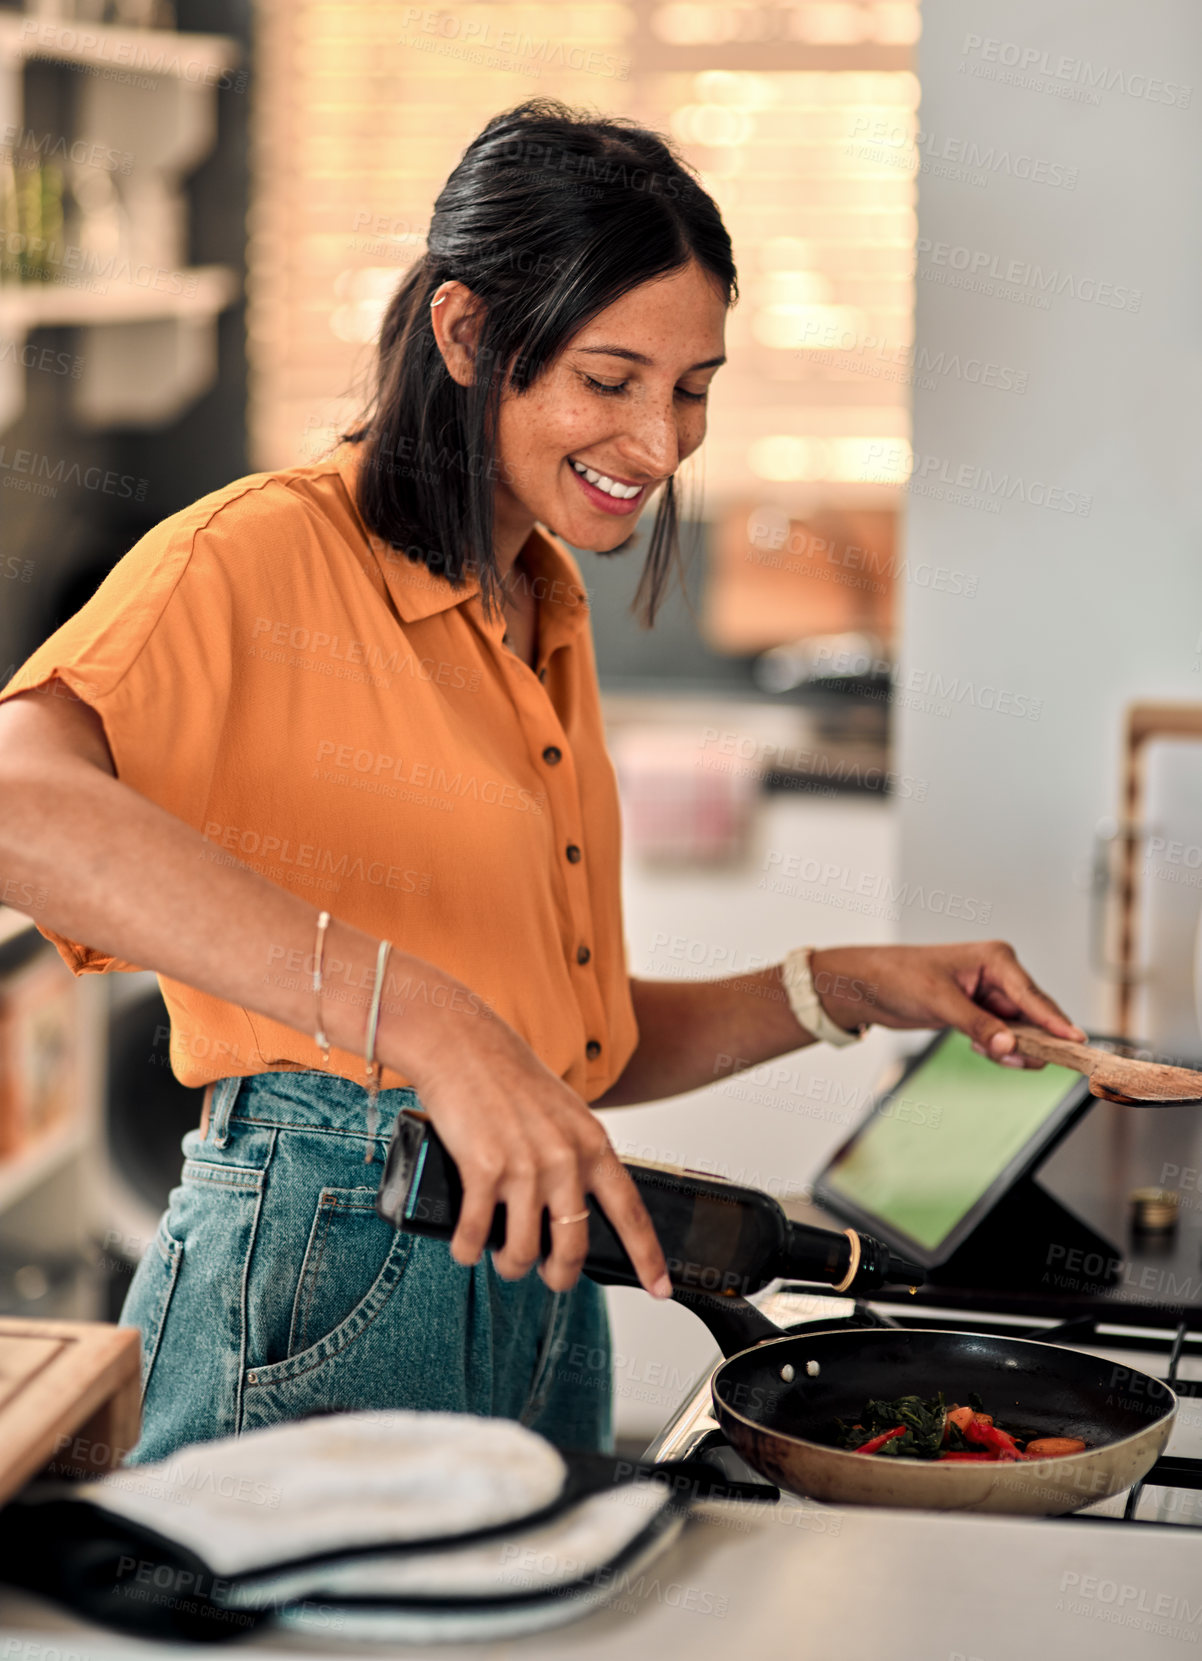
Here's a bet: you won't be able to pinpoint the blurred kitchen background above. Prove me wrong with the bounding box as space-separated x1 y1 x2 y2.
1 0 1201 1443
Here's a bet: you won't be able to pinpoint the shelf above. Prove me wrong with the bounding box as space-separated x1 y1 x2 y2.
0 1121 89 1216
0 15 240 79
0 265 239 331
0 264 241 428
0 17 241 431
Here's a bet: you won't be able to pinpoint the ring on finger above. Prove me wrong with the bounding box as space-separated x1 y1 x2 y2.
551 1208 590 1226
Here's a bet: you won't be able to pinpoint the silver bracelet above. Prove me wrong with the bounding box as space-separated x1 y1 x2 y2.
781 946 867 1048
363 937 392 1160
312 910 332 1064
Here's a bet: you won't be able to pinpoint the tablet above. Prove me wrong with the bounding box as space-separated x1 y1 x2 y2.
812 1028 1094 1267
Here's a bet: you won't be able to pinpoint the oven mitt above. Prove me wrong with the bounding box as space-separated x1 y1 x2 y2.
223 1479 683 1642
74 1410 570 1577
0 1410 686 1644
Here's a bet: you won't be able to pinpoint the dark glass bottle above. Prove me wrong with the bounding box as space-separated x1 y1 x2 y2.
377 1111 923 1298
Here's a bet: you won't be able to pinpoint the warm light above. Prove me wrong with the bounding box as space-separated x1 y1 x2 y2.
762 237 818 272
694 69 777 107
748 434 911 483
754 303 865 350
844 437 911 483
868 2 922 45
652 3 726 45
749 435 816 481
759 271 835 306
251 1 917 491
670 103 756 148
787 2 870 45
330 266 403 344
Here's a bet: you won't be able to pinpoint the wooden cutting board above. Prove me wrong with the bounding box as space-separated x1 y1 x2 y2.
0 1318 140 1505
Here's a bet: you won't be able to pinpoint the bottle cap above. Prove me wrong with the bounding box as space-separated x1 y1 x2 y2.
1130 1187 1179 1234
886 1249 926 1289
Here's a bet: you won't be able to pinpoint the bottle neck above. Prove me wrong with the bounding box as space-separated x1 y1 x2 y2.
776 1220 925 1297
776 1219 855 1288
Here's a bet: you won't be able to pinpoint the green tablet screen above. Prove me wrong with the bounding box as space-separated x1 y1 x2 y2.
820 1030 1081 1252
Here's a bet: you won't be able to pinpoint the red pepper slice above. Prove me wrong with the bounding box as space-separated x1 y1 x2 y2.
963 1413 1023 1460
853 1425 908 1455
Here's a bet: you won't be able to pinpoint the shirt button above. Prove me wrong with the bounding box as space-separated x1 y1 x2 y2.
542 745 562 765
565 843 582 864
586 1040 602 1061
576 945 591 966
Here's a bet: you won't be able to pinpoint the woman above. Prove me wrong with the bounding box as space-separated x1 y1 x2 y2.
0 101 1083 1464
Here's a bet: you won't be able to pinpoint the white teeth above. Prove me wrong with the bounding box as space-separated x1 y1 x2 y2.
571 459 642 500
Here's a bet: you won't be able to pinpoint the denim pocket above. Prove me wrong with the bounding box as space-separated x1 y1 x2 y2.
247 1186 414 1389
127 1213 184 1399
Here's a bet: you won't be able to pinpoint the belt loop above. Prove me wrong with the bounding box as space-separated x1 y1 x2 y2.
206 1077 242 1148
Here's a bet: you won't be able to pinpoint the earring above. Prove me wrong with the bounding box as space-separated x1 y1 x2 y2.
430 293 447 308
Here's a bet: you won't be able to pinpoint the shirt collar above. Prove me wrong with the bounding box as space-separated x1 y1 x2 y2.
333 439 591 644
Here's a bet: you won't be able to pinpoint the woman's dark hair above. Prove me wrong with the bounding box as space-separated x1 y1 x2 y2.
341 98 737 624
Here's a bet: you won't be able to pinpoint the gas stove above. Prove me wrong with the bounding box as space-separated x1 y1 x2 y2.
643 1284 1202 1528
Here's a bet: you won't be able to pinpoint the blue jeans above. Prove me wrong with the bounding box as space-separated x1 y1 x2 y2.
119 1070 614 1464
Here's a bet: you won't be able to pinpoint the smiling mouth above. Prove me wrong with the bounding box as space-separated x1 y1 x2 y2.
568 458 647 501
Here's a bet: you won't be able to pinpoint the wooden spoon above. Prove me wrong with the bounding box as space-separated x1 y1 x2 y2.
1004 1024 1202 1104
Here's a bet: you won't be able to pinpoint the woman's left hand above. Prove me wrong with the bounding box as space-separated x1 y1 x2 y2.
807 940 1086 1066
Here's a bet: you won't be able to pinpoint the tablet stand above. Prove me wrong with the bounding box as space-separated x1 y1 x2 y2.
926 1171 1121 1295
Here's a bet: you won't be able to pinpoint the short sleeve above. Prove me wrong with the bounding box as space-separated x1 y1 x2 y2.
0 500 242 975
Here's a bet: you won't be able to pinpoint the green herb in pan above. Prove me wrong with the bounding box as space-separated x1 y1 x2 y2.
834 1392 953 1459
832 1391 1087 1461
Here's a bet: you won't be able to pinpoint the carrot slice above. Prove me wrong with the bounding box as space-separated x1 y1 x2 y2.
1024 1437 1087 1457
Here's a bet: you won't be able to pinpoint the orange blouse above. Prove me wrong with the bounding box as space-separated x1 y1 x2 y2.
0 443 638 1100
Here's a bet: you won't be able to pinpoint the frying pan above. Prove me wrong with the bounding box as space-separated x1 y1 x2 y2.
674 1291 1177 1516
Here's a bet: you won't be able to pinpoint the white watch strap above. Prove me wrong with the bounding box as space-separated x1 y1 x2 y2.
781 946 866 1047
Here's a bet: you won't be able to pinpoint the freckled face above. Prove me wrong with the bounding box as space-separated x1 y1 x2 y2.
492 260 728 554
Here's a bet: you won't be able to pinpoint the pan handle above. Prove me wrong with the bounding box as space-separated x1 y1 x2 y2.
671 1287 785 1355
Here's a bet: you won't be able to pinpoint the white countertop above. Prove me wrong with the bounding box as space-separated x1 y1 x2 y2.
5 1491 1201 1659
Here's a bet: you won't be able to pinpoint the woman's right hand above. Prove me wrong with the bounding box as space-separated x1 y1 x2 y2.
408 1017 672 1300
